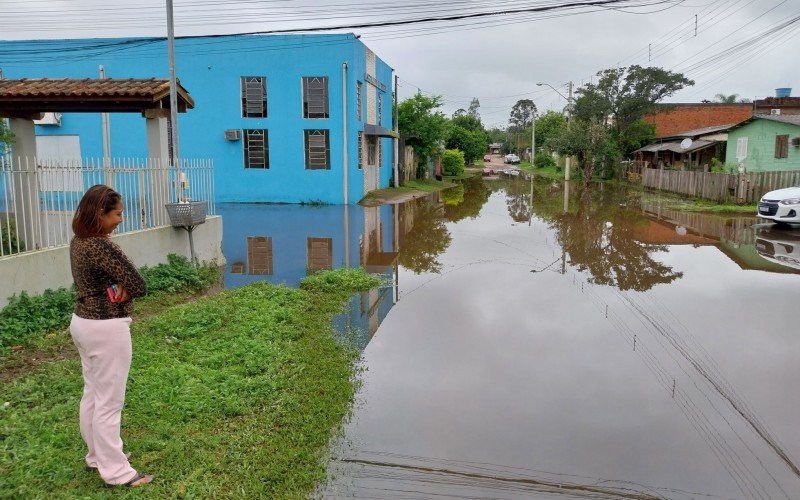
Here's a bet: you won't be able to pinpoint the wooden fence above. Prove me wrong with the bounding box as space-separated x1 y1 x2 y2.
641 168 800 203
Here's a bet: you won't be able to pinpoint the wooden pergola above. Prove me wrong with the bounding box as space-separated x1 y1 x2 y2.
0 78 194 118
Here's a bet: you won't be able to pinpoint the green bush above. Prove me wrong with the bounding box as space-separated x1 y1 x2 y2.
0 288 75 348
140 254 218 294
441 149 465 176
0 217 25 254
0 254 219 349
534 151 556 169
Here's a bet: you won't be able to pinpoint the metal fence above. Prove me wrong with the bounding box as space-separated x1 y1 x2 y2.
642 167 800 203
0 156 215 257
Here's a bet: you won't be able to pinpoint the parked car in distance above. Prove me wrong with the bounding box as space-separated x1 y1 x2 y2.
504 154 520 164
757 187 800 226
483 155 492 162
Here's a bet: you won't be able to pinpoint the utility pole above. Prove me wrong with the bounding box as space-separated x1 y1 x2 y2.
694 15 698 36
393 74 399 188
648 44 651 62
565 81 573 181
99 65 112 186
531 109 536 168
166 0 182 201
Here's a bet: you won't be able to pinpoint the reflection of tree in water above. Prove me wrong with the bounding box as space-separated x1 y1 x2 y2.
441 184 465 206
443 177 491 222
398 200 452 274
506 178 682 291
503 176 533 222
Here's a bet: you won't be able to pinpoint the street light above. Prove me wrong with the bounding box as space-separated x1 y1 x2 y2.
536 81 574 181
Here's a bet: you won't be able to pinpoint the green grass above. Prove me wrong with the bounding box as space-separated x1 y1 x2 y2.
0 268 382 498
518 160 566 180
1 255 220 353
640 189 758 214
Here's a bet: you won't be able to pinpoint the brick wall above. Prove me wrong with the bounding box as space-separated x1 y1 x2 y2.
754 97 800 116
644 104 753 137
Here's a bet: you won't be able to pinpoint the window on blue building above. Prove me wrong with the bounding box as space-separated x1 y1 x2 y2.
377 92 383 126
358 131 363 169
304 129 330 169
357 81 363 121
303 77 329 119
241 77 267 118
244 129 269 168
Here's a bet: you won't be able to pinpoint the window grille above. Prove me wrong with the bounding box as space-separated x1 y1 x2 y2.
358 131 363 169
247 236 273 275
775 135 789 159
377 137 382 167
307 237 333 272
304 129 330 169
377 92 383 126
367 136 377 166
244 129 269 168
302 76 329 119
241 76 267 118
357 81 363 121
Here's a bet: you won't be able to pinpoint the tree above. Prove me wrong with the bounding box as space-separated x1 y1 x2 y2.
534 111 567 150
509 99 536 130
453 108 467 118
467 97 481 119
548 119 618 184
398 92 448 167
714 93 751 104
446 125 486 165
0 119 14 154
574 65 693 155
397 200 451 274
450 113 483 133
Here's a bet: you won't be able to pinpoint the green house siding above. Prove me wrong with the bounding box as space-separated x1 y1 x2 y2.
725 119 800 172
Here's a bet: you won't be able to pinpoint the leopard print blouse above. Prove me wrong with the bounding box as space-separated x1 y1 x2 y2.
70 236 147 320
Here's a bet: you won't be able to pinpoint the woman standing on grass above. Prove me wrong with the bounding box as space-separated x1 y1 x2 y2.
69 185 152 488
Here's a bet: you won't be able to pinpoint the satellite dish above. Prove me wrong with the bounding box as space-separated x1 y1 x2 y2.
680 138 693 149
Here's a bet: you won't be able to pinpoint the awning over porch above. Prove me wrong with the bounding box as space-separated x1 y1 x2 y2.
634 139 715 155
0 78 195 118
363 123 398 138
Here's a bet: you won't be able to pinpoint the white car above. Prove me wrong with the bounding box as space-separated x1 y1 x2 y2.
755 227 800 271
757 187 800 225
504 154 520 164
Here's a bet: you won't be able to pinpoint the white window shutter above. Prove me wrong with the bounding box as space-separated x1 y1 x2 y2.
736 137 748 161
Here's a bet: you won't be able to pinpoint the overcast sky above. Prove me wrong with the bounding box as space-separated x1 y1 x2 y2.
1 0 798 127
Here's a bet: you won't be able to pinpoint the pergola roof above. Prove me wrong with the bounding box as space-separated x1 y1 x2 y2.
0 78 195 117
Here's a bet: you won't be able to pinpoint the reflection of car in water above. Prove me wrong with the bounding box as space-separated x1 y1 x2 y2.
758 187 800 226
755 227 800 271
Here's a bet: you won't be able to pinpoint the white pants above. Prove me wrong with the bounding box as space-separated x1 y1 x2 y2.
69 314 137 485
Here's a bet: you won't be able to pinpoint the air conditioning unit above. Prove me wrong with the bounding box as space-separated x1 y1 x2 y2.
791 137 800 147
770 108 781 116
33 112 62 126
224 129 241 141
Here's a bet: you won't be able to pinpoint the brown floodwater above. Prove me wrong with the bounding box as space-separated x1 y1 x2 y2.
319 176 800 499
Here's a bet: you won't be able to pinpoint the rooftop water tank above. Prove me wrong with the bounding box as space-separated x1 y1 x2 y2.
775 88 792 98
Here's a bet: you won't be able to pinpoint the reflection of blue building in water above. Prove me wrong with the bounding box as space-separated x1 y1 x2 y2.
218 203 399 349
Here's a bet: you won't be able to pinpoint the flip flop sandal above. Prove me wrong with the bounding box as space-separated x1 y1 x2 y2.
85 452 132 472
104 471 153 488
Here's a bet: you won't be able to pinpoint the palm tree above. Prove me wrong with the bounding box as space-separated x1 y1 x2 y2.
713 93 751 104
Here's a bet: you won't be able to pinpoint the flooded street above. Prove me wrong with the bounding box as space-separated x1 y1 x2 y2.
219 177 800 499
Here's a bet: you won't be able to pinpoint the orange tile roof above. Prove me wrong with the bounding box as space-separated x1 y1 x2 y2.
0 78 194 111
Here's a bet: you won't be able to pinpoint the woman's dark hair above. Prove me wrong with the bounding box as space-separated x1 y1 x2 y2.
72 185 122 237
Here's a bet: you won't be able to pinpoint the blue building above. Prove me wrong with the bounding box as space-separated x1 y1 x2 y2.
0 34 396 204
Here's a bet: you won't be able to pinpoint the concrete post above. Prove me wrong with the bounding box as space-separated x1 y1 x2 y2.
9 118 42 251
146 116 173 220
